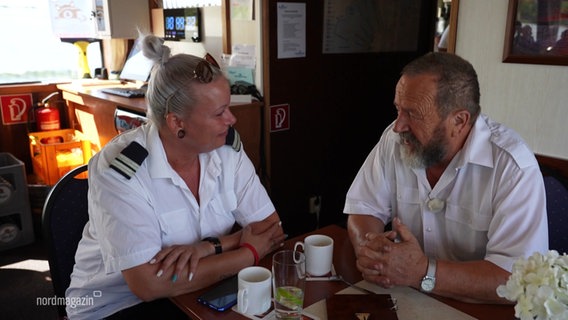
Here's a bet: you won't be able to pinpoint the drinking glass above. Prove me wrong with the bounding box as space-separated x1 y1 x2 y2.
272 250 306 319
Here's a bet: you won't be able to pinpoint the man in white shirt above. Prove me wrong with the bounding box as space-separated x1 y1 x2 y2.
344 52 548 303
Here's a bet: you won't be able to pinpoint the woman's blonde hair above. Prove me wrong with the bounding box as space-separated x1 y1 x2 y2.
140 34 223 127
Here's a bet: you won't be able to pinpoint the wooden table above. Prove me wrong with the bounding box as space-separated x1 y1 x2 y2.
170 225 515 320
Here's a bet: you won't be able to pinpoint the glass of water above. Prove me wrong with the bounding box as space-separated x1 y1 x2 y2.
272 250 306 319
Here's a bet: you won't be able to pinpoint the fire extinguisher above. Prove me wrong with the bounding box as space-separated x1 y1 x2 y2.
36 92 61 131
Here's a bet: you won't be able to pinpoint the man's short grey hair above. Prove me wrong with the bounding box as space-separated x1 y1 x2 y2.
402 52 481 124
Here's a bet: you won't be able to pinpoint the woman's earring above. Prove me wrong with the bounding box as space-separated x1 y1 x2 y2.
177 129 185 139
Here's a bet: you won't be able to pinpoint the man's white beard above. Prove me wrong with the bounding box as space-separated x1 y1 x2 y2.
401 144 426 169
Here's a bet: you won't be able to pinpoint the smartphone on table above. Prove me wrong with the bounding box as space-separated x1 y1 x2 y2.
197 276 238 312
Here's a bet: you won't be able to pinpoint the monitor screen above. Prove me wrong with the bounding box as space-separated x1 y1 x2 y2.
119 37 156 82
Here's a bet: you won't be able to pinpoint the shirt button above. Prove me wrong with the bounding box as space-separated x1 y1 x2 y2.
426 227 432 232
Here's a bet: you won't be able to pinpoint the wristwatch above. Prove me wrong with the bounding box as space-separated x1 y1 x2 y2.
420 258 437 292
203 237 222 255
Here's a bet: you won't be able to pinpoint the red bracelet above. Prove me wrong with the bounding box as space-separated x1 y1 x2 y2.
241 243 259 266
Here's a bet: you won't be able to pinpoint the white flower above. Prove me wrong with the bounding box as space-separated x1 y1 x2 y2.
497 250 568 320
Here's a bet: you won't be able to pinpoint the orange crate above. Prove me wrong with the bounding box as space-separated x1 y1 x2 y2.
28 129 93 185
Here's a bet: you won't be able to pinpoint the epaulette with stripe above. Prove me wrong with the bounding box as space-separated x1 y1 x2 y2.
110 141 148 180
225 126 241 152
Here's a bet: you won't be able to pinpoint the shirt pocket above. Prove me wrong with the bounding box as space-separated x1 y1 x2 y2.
395 186 422 213
445 203 491 259
445 203 491 231
203 192 238 231
208 191 237 216
158 208 191 240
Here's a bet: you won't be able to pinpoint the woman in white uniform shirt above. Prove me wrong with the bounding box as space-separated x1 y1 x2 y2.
65 34 285 319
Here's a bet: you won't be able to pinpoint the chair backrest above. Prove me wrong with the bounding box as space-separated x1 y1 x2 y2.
543 174 568 254
42 164 89 317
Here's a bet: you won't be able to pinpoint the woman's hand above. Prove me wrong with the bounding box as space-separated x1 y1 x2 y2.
240 219 286 259
150 241 212 282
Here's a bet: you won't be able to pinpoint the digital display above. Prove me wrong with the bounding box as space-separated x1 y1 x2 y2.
175 16 185 30
163 8 200 41
165 16 174 31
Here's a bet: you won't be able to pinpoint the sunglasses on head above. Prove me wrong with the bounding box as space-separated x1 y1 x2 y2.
193 53 220 83
165 53 221 118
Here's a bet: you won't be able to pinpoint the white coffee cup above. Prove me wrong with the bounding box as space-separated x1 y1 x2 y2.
294 234 334 276
237 266 272 315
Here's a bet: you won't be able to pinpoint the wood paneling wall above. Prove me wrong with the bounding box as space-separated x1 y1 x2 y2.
262 0 438 236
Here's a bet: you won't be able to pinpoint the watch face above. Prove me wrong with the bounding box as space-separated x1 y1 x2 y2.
421 277 435 292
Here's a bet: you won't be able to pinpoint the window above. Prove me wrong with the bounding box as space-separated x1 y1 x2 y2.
0 0 101 84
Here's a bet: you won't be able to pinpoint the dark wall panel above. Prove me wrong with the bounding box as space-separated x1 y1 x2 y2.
265 0 437 237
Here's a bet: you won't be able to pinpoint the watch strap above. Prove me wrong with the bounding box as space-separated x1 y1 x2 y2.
426 258 436 278
203 237 222 254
